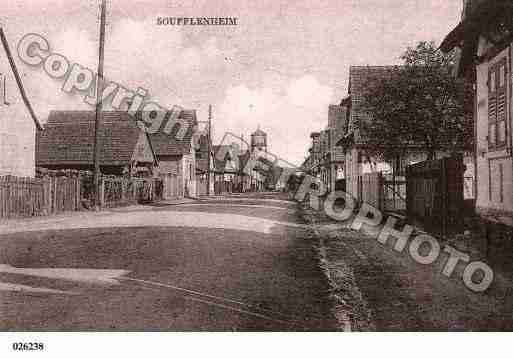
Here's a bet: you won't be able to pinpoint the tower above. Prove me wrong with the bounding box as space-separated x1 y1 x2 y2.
251 125 267 153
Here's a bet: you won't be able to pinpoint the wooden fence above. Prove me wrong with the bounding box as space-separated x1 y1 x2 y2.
0 175 80 218
356 172 406 212
382 174 407 212
0 175 163 219
101 177 163 207
160 173 183 199
360 172 383 210
406 156 465 238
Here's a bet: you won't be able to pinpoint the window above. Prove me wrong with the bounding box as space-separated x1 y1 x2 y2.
488 59 508 149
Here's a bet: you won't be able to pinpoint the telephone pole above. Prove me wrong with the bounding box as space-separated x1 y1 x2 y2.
206 104 212 196
92 0 107 209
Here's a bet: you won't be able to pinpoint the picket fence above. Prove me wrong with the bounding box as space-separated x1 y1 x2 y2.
0 175 80 218
0 175 163 219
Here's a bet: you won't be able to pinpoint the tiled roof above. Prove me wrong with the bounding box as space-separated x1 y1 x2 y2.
148 109 197 156
348 66 398 141
348 66 397 99
328 104 348 146
213 145 235 172
440 0 513 77
36 111 154 167
195 134 211 173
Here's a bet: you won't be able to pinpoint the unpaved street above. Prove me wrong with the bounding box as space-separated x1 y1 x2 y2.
301 205 513 331
0 194 336 331
2 193 510 331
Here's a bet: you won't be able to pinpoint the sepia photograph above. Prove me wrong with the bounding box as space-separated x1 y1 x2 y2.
0 0 512 357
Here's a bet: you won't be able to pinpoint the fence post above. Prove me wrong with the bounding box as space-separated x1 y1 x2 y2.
99 177 105 208
121 179 126 202
379 172 383 212
76 176 81 210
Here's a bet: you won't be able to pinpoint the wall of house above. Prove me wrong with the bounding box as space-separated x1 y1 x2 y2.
0 63 36 177
345 148 360 200
158 156 180 176
475 44 513 219
182 152 196 197
157 152 196 198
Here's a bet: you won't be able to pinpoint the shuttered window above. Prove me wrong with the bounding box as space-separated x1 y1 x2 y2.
488 59 508 150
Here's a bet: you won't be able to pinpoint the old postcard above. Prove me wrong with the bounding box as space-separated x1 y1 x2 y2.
0 0 512 357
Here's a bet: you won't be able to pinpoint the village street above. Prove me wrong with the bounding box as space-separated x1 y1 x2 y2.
0 193 337 331
300 206 513 331
1 192 513 331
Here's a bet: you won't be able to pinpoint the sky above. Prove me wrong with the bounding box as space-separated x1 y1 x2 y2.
1 0 462 166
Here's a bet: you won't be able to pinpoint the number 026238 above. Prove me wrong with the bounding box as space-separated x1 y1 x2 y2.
12 342 44 351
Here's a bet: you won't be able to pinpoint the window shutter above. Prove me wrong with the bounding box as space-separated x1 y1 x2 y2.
497 60 507 146
488 64 497 147
497 89 506 144
488 60 508 149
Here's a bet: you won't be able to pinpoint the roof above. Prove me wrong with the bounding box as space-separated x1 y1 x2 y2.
213 144 239 172
36 111 156 167
0 27 42 131
441 0 506 52
328 105 349 144
252 127 266 136
440 0 513 77
348 66 398 97
196 157 209 173
347 66 398 142
148 109 197 156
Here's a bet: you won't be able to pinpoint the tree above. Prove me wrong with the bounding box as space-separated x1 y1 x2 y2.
361 41 473 163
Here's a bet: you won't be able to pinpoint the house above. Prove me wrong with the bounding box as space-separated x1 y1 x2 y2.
331 105 349 191
149 109 198 198
441 0 513 225
36 111 157 176
318 105 349 193
195 133 214 196
307 132 322 177
337 66 399 202
238 149 267 192
212 142 268 194
213 144 241 194
0 28 42 177
337 66 474 203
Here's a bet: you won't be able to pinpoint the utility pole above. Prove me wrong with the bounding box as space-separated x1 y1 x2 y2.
93 0 107 209
206 104 212 196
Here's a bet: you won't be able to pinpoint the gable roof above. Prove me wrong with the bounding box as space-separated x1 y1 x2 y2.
348 66 398 98
148 109 197 156
0 27 42 130
440 0 513 77
214 144 254 173
328 104 349 146
347 66 398 141
36 111 156 167
195 134 213 173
